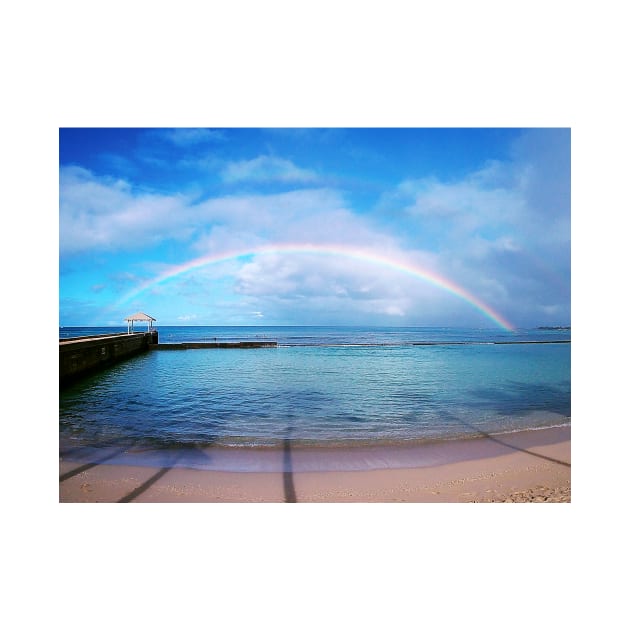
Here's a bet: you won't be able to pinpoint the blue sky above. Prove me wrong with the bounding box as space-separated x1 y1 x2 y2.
59 128 570 328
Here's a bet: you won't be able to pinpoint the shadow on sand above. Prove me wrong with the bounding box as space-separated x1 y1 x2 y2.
117 450 183 503
442 411 570 467
59 441 136 482
60 438 217 502
283 426 297 503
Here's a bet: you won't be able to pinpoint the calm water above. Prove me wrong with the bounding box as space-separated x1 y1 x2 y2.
60 326 570 456
60 324 570 345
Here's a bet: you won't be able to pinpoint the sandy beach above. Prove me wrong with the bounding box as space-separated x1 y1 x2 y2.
59 425 570 503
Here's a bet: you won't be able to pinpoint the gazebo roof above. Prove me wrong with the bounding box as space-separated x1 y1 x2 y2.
124 312 156 322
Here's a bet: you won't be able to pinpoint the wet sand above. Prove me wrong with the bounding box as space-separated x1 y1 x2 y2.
59 425 570 502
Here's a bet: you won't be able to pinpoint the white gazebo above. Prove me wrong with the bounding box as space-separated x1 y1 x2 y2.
124 312 156 333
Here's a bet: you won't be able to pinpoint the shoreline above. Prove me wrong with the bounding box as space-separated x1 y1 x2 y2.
59 425 570 502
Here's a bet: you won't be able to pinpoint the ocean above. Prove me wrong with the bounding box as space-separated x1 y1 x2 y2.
59 326 570 470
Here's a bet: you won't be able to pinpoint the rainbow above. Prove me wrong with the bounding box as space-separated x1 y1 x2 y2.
116 243 515 331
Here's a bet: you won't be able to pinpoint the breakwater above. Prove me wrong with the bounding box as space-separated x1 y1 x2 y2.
59 332 277 386
154 341 277 350
59 331 158 386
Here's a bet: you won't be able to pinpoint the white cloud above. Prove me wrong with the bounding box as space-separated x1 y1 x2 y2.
176 314 198 321
191 188 370 254
156 128 226 146
395 163 526 233
231 250 447 325
60 169 355 257
190 226 266 256
382 304 405 316
59 166 195 254
389 130 570 325
220 156 317 183
196 187 341 229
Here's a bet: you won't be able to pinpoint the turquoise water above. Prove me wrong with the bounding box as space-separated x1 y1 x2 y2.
59 327 570 450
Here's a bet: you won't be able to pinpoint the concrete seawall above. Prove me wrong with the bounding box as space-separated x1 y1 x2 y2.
60 331 157 386
154 341 277 350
